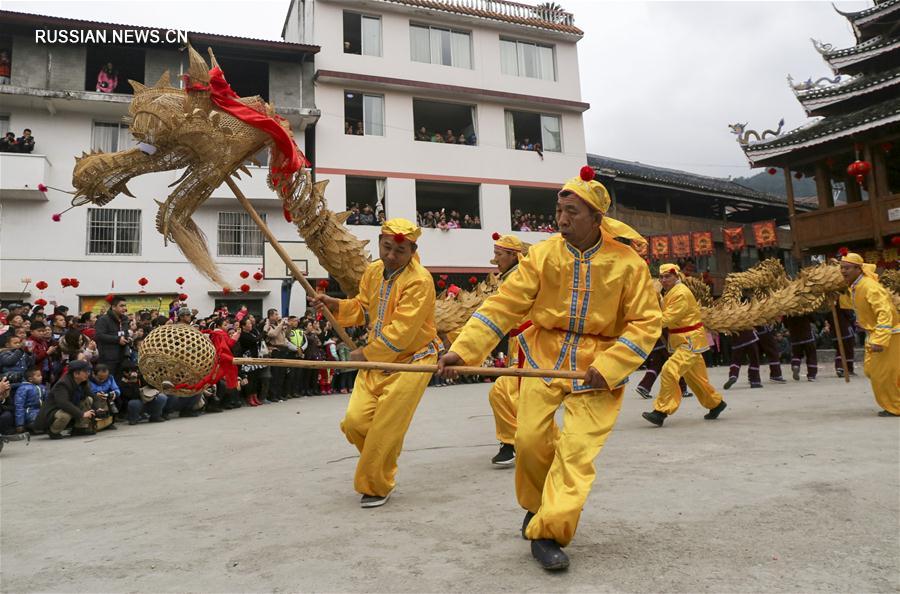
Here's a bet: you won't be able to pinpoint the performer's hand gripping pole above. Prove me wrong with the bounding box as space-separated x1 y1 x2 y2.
226 177 358 349
232 357 585 380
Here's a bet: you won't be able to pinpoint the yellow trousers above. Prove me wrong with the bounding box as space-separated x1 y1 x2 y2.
653 347 722 415
488 376 519 445
518 376 623 547
864 334 900 415
340 353 436 497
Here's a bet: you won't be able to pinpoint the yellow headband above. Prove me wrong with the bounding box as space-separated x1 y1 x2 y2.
659 263 681 276
561 167 648 251
381 218 421 243
492 233 528 254
842 253 878 280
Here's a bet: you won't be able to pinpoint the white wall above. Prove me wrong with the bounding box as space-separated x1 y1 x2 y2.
0 105 311 315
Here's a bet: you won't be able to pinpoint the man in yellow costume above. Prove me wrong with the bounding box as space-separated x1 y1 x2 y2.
312 219 441 507
642 263 726 427
840 253 900 417
486 231 531 466
438 166 662 571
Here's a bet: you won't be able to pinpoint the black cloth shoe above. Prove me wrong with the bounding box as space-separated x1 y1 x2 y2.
360 489 393 508
723 377 736 390
792 366 800 381
682 390 693 398
522 511 535 539
531 539 569 571
106 423 118 430
492 443 515 466
704 400 727 420
642 410 666 427
635 386 652 399
877 410 899 417
47 431 65 440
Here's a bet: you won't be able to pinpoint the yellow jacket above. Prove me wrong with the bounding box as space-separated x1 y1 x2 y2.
849 275 900 347
661 282 709 353
335 258 440 363
450 233 662 391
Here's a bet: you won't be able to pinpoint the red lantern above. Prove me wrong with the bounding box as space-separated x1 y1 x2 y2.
222 287 231 295
34 298 47 307
437 280 446 289
138 277 149 287
252 271 264 282
37 183 48 192
51 213 62 222
178 293 188 301
317 279 330 291
60 278 71 288
882 142 893 153
838 246 849 257
793 171 803 179
175 276 185 286
240 284 250 293
35 280 48 291
239 270 250 279
69 278 80 288
469 276 478 285
891 236 900 247
105 293 115 303
767 167 777 175
847 160 872 185
491 232 501 241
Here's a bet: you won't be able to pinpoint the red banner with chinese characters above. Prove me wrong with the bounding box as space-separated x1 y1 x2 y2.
723 227 746 252
691 231 714 256
650 235 671 260
752 220 777 248
671 233 692 258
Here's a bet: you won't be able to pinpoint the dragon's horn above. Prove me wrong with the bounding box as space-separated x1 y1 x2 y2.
154 70 171 88
186 44 210 83
129 79 147 94
207 47 221 71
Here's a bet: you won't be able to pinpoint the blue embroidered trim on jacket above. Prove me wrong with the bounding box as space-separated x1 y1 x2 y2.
617 336 648 360
473 312 505 340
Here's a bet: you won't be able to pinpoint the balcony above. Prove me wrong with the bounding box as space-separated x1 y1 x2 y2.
791 201 874 249
0 153 50 201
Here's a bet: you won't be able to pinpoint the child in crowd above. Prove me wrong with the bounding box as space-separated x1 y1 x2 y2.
89 363 121 420
13 367 45 433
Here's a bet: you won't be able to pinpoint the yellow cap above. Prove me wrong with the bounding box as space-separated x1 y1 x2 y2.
493 233 528 254
381 218 421 243
560 167 647 251
842 252 878 280
659 263 681 276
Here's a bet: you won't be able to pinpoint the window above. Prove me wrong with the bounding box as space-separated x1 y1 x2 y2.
0 115 9 137
218 212 265 257
416 181 481 229
505 110 561 153
214 55 270 102
410 25 471 68
91 121 134 153
344 91 384 136
84 46 145 94
346 176 386 225
344 12 381 56
412 99 476 145
86 209 141 255
500 39 555 81
509 187 558 233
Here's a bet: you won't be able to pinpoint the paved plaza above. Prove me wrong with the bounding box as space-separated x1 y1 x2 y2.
2 366 898 593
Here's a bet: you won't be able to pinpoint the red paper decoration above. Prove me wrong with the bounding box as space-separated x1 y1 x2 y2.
723 227 746 253
138 277 149 287
847 160 872 185
239 270 250 279
60 278 71 288
35 280 48 290
252 271 264 282
69 278 80 288
240 284 250 293
34 298 47 307
178 293 188 301
175 276 185 286
752 221 777 248
691 232 714 256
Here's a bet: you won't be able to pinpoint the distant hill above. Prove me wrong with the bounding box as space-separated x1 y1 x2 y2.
731 169 817 198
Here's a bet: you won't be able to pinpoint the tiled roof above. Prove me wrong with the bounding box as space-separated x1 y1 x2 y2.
795 65 900 113
587 154 791 207
839 0 900 23
742 95 900 162
379 0 583 36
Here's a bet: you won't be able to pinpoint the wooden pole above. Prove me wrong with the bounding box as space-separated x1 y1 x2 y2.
225 177 357 349
232 357 585 380
830 298 851 383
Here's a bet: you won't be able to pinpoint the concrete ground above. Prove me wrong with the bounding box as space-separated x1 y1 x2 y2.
2 366 898 593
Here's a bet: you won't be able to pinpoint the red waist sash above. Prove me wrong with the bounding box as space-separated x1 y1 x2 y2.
670 322 703 334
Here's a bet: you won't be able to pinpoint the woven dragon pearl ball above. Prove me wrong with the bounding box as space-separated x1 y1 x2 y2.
138 325 216 397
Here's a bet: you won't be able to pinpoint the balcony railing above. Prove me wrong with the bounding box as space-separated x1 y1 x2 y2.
0 153 50 201
382 0 577 30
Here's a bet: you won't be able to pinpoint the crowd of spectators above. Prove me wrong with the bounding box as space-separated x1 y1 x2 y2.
511 209 557 233
0 129 36 153
416 209 482 230
345 203 384 226
414 126 476 146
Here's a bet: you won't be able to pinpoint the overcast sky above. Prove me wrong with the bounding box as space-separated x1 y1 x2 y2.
5 0 871 178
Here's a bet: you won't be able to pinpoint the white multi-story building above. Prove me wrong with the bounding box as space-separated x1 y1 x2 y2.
282 0 589 276
0 11 320 316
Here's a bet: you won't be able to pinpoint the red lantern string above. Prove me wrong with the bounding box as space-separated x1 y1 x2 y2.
240 284 251 293
138 277 149 287
239 270 250 279
252 271 264 282
34 298 48 307
35 280 48 291
178 293 188 301
176 276 185 286
69 278 80 288
60 278 71 288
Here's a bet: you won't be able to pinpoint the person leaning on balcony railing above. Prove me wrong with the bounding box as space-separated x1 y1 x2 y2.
16 129 34 154
96 62 118 93
0 132 17 152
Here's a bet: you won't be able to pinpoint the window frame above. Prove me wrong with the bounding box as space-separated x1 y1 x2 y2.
85 208 142 256
344 90 385 137
217 211 266 258
504 109 563 153
91 120 134 153
343 11 383 57
409 23 473 69
499 37 556 81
